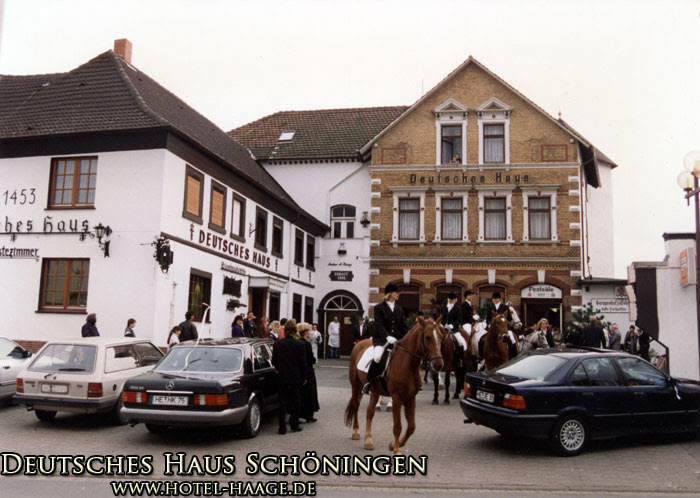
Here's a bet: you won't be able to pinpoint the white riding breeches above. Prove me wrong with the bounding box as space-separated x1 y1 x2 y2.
373 336 397 362
452 331 467 349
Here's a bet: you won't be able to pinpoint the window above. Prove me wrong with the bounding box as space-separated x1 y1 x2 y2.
268 292 280 321
441 198 462 240
253 344 272 370
441 125 462 164
208 181 227 234
435 284 462 306
484 197 506 240
478 285 506 309
105 345 139 373
133 343 163 367
278 130 295 142
49 157 97 208
528 197 551 240
39 258 89 311
230 193 246 242
306 235 315 270
483 124 505 163
254 207 268 251
617 357 667 386
331 205 356 239
294 229 304 266
292 294 302 321
304 297 314 323
187 270 211 322
399 198 420 240
570 358 622 387
183 166 204 223
271 217 284 257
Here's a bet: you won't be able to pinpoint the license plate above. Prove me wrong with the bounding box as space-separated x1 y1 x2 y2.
476 390 495 403
41 383 68 394
151 395 188 406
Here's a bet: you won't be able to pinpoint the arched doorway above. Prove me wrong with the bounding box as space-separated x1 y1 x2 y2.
318 291 363 357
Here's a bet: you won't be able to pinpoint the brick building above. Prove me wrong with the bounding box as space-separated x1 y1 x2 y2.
233 56 617 333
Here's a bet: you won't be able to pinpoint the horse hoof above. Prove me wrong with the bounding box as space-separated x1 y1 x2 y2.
443 400 450 405
432 399 438 405
352 434 360 440
364 442 374 450
388 441 395 451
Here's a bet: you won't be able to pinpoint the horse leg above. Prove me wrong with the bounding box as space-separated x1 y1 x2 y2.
351 380 362 440
388 396 404 455
364 390 380 450
443 367 451 404
453 363 463 399
432 371 439 405
398 396 416 450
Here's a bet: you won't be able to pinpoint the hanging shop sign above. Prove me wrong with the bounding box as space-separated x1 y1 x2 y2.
521 284 562 299
330 271 354 282
221 261 247 276
680 248 696 287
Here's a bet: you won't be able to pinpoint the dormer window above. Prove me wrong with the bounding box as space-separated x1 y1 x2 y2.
278 130 295 142
477 97 513 165
433 99 468 165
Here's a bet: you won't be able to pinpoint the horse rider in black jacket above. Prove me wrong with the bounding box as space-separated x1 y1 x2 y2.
362 283 407 394
440 292 466 367
486 291 517 359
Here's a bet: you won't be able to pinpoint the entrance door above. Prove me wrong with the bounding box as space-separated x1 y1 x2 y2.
323 294 360 357
522 299 562 330
248 288 267 334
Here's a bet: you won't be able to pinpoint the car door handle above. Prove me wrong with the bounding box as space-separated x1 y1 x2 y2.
582 392 594 397
2 366 9 370
633 391 645 396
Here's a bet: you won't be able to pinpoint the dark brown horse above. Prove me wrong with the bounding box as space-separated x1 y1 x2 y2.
345 317 444 455
432 325 471 404
483 311 512 370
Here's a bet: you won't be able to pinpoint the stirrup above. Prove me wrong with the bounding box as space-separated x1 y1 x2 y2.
362 382 371 395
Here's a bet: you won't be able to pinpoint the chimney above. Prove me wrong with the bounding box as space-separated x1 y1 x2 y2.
114 39 132 64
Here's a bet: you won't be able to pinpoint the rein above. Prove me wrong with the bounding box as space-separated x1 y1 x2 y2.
395 323 442 362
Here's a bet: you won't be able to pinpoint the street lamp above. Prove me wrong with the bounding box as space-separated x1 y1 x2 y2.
678 150 700 375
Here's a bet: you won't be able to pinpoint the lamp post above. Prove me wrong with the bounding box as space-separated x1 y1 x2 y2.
678 150 700 375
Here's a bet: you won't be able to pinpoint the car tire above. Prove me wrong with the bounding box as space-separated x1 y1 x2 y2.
240 398 262 439
35 409 57 422
145 423 168 434
110 395 127 425
550 414 588 456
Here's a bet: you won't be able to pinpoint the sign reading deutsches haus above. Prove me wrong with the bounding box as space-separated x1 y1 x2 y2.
520 284 562 299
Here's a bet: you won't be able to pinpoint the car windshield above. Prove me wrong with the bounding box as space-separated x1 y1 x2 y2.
0 337 23 358
495 353 568 381
155 347 242 373
29 344 97 373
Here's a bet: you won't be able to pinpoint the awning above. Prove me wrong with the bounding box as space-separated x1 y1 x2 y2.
249 276 287 293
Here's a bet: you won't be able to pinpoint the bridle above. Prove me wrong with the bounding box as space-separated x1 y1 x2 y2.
395 321 443 363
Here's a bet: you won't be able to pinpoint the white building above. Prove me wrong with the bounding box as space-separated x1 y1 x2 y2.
629 233 698 380
0 42 326 349
230 108 404 354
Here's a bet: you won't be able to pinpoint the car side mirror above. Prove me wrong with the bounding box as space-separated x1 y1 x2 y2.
243 358 253 375
24 350 32 358
667 377 677 387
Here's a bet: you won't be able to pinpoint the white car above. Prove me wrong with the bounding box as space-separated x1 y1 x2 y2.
14 337 163 423
0 337 33 400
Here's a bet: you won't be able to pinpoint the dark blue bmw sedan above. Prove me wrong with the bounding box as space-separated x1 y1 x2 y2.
460 349 700 456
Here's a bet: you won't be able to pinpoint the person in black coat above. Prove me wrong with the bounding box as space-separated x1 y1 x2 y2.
272 321 307 434
637 328 651 361
582 317 606 348
298 323 319 423
486 292 516 358
440 292 465 366
81 313 99 337
178 311 199 342
362 282 407 394
461 290 477 332
354 317 370 343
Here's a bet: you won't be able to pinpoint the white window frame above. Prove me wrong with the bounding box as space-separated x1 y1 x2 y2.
476 186 513 243
433 99 469 166
434 192 469 244
391 190 426 244
476 97 512 166
521 187 558 243
330 205 356 239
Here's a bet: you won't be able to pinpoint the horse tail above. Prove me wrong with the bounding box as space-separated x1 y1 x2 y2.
344 392 360 427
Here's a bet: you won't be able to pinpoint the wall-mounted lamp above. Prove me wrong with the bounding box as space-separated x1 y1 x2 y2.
360 211 370 228
93 223 112 257
338 242 347 255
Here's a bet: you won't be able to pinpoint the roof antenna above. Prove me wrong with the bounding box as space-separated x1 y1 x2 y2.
558 109 562 119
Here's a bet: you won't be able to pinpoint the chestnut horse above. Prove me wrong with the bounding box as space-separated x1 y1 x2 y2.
483 311 512 370
345 317 444 455
432 324 471 404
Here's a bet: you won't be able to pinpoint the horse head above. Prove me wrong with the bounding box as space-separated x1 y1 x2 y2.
418 318 444 373
489 311 510 336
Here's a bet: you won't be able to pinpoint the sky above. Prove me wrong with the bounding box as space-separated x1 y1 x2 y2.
1 0 698 278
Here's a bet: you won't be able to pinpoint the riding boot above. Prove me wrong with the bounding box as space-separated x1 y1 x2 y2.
362 360 381 394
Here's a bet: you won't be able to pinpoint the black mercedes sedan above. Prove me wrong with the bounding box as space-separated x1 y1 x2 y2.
461 349 700 456
121 338 278 438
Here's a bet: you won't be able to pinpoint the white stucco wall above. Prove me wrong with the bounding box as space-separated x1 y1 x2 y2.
583 163 615 277
581 284 634 333
654 237 699 380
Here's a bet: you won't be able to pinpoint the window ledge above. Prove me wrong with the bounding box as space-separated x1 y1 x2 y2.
46 206 96 211
254 243 268 253
207 223 226 235
182 211 203 225
271 250 283 259
523 240 559 246
36 309 87 315
433 239 470 246
478 240 514 246
230 233 245 243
